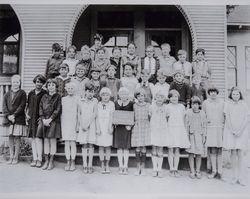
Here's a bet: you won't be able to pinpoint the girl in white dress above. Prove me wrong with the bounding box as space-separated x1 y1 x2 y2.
96 87 115 174
77 82 98 174
166 89 190 177
62 45 79 77
61 82 79 171
149 90 168 178
223 87 249 185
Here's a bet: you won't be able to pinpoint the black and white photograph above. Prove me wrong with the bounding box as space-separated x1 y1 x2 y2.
0 0 250 198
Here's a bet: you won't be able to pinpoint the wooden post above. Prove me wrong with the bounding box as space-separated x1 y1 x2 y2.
134 11 145 57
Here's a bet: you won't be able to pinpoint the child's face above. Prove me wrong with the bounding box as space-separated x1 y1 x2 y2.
101 93 110 102
86 90 95 99
178 54 186 63
35 79 44 90
209 91 218 99
59 68 69 77
124 65 133 77
193 77 201 86
196 52 204 61
94 39 102 47
76 67 86 78
232 90 240 102
170 93 179 104
155 94 165 105
127 44 136 55
161 46 170 56
119 91 129 101
81 50 90 60
146 47 154 58
174 73 184 83
157 75 167 84
141 73 150 83
97 50 105 59
192 103 200 111
100 75 107 82
137 93 145 103
113 49 121 59
68 48 76 59
11 78 20 89
52 50 61 57
91 71 100 80
107 67 116 77
66 85 75 96
47 82 56 93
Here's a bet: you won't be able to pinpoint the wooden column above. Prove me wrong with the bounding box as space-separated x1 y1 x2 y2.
134 11 145 57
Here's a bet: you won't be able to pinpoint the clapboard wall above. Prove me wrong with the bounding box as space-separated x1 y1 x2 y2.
12 4 226 96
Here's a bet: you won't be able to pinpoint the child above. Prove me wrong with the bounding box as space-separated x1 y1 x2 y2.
132 89 151 176
61 82 79 171
169 70 191 108
71 63 89 98
223 87 249 185
101 64 122 101
141 45 160 84
121 43 141 78
96 87 115 174
120 63 138 101
190 76 207 103
93 47 110 72
26 74 47 167
135 69 154 103
152 68 170 101
158 43 176 84
2 75 27 164
90 33 109 61
192 48 212 90
166 89 190 177
186 96 207 179
173 50 192 85
77 82 98 174
55 63 71 97
202 86 224 179
45 43 64 79
149 90 168 178
110 46 122 79
62 45 79 77
78 45 93 78
37 78 62 170
113 87 134 175
88 67 101 99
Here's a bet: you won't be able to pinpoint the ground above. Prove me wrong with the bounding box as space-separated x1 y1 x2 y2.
0 160 250 199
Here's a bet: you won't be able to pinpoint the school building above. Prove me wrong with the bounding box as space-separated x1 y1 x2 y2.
0 4 249 113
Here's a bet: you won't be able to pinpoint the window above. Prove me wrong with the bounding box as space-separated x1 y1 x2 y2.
226 46 237 89
245 46 250 90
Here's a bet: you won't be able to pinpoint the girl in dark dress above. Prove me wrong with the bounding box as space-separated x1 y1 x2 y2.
26 74 47 167
113 87 134 175
37 78 62 170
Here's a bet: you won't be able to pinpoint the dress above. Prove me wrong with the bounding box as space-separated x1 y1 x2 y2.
152 82 170 101
223 100 249 150
71 76 89 98
166 103 190 148
113 101 134 149
185 109 206 155
135 82 154 103
55 76 71 97
96 101 115 147
121 76 138 100
149 103 168 147
61 95 79 141
77 97 97 144
62 59 79 77
101 77 122 101
132 103 151 147
202 98 224 148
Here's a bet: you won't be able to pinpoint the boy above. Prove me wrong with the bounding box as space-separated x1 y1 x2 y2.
45 43 64 79
78 45 93 78
55 63 71 97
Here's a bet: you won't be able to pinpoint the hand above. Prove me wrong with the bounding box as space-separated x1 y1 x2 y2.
47 118 52 125
26 114 31 121
43 119 50 127
125 126 131 131
8 115 15 123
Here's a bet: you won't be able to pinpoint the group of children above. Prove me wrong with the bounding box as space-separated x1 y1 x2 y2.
1 33 249 186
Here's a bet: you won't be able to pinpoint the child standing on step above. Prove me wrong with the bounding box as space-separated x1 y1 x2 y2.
55 63 71 97
37 78 62 170
88 67 101 99
62 45 79 77
61 82 79 171
96 87 115 174
3 75 27 165
77 82 98 174
167 89 190 177
149 90 169 178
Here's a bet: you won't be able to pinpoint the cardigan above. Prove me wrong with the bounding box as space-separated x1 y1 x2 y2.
169 81 191 106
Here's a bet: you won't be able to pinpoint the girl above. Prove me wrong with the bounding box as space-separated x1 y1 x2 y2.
37 78 62 170
202 86 224 179
61 82 79 171
62 45 79 77
88 67 101 99
121 43 141 78
166 89 190 177
223 87 249 185
113 87 134 175
77 82 98 174
55 63 71 97
120 63 138 101
90 33 109 61
26 74 47 167
78 45 92 78
110 46 122 79
93 47 110 72
149 90 168 178
96 87 115 174
132 89 151 176
186 96 207 179
3 75 27 164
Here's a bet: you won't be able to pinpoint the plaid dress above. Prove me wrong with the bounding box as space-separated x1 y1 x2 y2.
131 103 151 147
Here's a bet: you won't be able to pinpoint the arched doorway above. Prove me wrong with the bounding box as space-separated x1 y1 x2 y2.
0 5 21 78
72 5 193 61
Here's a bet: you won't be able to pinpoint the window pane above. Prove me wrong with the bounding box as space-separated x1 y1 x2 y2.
104 37 115 46
227 46 236 68
2 44 18 74
117 36 128 46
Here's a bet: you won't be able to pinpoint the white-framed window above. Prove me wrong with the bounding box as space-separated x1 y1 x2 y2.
227 46 237 89
245 46 250 90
